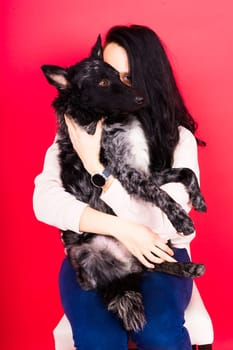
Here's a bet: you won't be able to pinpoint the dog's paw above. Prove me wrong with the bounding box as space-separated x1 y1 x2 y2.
172 212 195 235
191 193 207 212
182 263 206 278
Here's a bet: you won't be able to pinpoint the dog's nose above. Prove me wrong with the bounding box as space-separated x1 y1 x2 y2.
135 96 144 105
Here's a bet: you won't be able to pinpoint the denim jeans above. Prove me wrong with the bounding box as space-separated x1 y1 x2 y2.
59 248 193 350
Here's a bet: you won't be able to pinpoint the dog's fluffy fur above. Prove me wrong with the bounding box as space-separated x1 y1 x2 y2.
42 36 206 331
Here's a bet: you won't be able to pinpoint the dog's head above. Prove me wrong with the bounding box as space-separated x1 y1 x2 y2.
41 36 146 129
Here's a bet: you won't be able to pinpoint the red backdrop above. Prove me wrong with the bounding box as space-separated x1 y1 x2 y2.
1 1 233 349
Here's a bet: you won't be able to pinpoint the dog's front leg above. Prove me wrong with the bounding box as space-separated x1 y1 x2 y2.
141 183 195 234
151 168 207 212
116 168 195 235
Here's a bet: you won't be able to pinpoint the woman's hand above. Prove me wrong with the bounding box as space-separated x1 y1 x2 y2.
113 219 176 268
65 115 104 174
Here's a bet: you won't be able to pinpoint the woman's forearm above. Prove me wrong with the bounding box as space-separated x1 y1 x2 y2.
79 206 175 268
79 205 122 236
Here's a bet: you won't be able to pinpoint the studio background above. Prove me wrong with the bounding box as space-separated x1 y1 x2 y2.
1 1 232 349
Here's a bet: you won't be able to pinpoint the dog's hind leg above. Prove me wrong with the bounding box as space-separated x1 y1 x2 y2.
69 240 146 331
151 261 205 278
68 235 142 290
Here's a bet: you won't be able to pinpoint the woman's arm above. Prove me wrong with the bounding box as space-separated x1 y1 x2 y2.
79 206 175 268
33 140 88 233
63 117 199 256
33 134 174 268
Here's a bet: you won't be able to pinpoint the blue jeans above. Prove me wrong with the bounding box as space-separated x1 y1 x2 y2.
59 248 193 350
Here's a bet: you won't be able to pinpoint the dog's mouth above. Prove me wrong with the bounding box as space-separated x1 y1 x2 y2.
104 112 137 125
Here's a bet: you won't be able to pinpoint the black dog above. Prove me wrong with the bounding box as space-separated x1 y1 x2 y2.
42 36 206 331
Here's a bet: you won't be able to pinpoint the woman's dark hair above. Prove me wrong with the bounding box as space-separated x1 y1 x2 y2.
105 24 204 171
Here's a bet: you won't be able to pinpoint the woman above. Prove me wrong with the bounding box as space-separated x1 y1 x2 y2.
34 25 205 350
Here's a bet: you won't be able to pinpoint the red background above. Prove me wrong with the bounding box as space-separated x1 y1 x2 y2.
1 1 233 349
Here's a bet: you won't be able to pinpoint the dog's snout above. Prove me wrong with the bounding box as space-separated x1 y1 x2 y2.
135 96 144 105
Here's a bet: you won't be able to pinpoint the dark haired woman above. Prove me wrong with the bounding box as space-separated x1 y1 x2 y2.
34 25 211 349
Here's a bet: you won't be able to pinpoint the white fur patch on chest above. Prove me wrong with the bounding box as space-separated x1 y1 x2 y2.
126 119 150 173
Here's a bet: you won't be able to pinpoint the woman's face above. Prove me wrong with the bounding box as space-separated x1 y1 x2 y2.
103 42 131 86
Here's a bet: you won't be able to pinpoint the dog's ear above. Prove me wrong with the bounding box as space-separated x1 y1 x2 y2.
41 65 70 89
90 35 103 60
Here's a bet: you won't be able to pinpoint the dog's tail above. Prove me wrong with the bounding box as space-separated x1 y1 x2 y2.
107 290 146 332
102 274 146 332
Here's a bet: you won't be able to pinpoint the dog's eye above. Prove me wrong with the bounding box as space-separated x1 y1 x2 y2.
98 79 111 87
